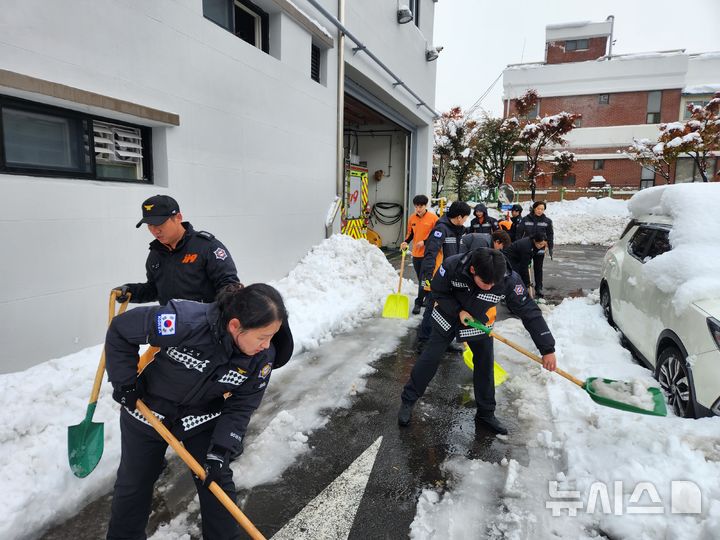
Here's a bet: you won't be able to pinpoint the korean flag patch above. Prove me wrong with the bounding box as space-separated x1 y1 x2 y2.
157 313 176 336
433 230 443 238
438 265 446 277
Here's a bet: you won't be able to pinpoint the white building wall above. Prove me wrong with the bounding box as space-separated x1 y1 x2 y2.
0 0 437 372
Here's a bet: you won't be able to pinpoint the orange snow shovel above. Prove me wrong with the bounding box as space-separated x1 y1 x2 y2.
382 248 410 319
135 399 266 540
68 290 130 478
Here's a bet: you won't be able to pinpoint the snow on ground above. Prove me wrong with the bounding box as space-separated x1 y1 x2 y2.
0 234 414 540
483 196 630 246
411 294 720 539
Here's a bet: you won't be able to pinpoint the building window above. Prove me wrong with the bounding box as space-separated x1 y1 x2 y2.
552 174 576 186
311 44 321 83
640 166 655 189
0 95 151 182
593 159 605 170
646 91 662 124
203 0 270 54
565 39 589 51
512 161 526 182
675 156 717 182
598 94 610 105
683 99 709 119
574 118 583 128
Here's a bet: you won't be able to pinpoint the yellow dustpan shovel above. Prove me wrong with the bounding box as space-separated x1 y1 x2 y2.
382 248 410 319
463 344 509 386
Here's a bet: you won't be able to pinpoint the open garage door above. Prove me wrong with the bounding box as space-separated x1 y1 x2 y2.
343 93 412 249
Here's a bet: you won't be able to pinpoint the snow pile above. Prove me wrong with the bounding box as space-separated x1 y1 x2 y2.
522 197 630 245
274 234 412 352
629 183 720 311
0 234 414 540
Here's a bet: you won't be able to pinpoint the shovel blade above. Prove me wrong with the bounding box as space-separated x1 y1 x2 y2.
584 377 667 417
382 294 409 319
462 347 509 387
68 404 105 478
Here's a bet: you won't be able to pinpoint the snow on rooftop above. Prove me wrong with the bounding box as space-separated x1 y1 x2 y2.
546 20 593 30
683 84 720 94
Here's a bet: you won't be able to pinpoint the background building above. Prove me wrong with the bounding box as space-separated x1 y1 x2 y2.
502 18 720 191
0 0 440 372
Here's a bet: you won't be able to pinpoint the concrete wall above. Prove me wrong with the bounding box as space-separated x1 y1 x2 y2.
0 0 437 372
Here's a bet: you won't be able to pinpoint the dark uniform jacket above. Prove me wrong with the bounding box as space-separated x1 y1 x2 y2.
420 215 466 284
509 214 522 242
469 204 498 234
127 222 239 305
459 233 492 254
105 300 293 456
517 213 554 251
429 249 555 353
504 237 536 271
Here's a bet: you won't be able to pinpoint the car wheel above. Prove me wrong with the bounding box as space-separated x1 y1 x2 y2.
600 284 614 326
657 346 697 418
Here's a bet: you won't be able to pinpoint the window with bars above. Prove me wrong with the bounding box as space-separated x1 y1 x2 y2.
598 94 610 105
311 44 321 83
0 94 152 182
552 174 576 186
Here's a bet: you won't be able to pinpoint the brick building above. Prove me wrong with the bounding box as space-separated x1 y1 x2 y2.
502 19 720 192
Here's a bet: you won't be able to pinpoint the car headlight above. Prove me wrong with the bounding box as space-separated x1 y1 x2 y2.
708 317 720 351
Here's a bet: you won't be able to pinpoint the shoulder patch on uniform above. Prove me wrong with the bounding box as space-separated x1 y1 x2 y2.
259 363 272 380
197 230 215 240
213 247 228 260
157 313 176 336
514 283 525 296
438 265 446 276
433 230 443 238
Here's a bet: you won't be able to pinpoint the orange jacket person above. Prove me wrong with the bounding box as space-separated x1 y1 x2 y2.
401 195 439 314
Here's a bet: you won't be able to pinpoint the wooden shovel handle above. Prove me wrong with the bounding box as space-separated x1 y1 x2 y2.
135 400 266 540
464 319 584 388
89 291 130 404
397 249 407 294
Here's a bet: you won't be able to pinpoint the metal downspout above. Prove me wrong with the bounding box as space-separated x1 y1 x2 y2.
336 0 345 212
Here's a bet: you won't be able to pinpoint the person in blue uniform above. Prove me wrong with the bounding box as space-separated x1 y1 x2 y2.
105 283 293 540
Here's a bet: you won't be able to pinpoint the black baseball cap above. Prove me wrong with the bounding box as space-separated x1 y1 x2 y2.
135 195 180 228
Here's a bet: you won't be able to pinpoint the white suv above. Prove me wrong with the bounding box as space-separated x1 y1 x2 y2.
600 214 720 418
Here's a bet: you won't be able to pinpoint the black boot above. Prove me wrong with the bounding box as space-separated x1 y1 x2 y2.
412 304 422 315
398 401 415 426
475 413 508 435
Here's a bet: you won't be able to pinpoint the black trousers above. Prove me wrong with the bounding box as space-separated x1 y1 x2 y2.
512 263 531 289
107 410 241 540
533 251 545 290
417 292 433 340
401 327 496 414
412 256 427 308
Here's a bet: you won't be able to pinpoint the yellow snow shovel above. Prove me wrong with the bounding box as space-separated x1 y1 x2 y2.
462 345 509 386
68 290 130 478
382 248 410 319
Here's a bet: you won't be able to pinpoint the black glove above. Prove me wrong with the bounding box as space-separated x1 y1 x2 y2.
113 285 132 303
202 445 231 487
112 383 140 410
549 248 554 260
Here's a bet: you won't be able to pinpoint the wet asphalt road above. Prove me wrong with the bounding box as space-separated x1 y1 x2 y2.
41 245 606 540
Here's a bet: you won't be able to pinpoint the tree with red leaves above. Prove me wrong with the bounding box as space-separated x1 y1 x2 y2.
627 92 719 182
433 107 480 200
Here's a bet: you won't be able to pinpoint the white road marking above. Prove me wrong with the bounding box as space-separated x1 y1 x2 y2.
272 436 383 540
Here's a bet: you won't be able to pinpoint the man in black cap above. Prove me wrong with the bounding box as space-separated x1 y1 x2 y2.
114 195 240 305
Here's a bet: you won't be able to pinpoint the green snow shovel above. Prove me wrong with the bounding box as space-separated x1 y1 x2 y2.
68 290 130 478
463 319 667 417
382 248 410 319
